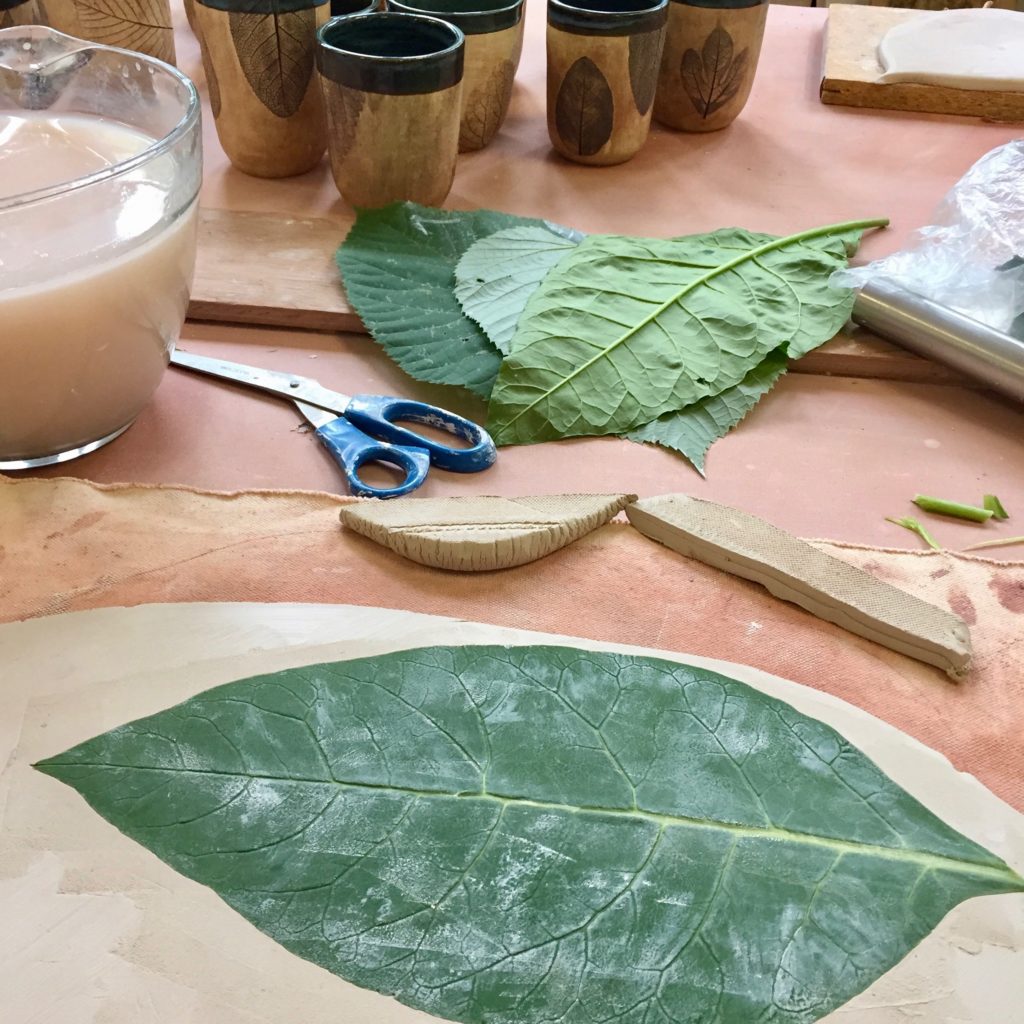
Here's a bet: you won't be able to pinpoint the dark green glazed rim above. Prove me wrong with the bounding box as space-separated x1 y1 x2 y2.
387 0 523 36
317 12 464 95
669 0 765 7
548 0 667 37
0 0 34 9
198 0 328 13
329 0 380 17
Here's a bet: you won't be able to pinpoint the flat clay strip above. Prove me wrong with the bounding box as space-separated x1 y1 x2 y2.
340 493 636 571
626 494 971 678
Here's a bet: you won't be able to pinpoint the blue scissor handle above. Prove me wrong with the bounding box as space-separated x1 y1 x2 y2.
345 395 497 473
315 416 431 499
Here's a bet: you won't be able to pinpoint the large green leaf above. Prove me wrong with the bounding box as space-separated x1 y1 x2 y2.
336 203 549 397
628 347 790 475
454 225 582 356
486 221 884 445
37 646 1021 1024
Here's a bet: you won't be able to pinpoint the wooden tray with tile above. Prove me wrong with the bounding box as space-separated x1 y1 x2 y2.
820 5 1024 121
187 206 967 387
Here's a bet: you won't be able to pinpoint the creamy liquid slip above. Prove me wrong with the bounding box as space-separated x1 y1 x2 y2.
0 112 197 462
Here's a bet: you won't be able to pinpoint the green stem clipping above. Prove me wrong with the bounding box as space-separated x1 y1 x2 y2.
886 516 941 550
912 495 993 523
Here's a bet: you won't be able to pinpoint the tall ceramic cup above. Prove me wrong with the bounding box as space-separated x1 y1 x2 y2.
317 13 465 207
547 0 668 166
42 0 176 62
194 0 330 177
0 0 43 29
654 0 767 132
388 0 525 152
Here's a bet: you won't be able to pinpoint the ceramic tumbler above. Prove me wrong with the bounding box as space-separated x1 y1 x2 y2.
547 0 668 166
194 0 330 178
0 0 43 29
654 0 767 132
42 0 176 62
388 0 524 152
317 13 465 207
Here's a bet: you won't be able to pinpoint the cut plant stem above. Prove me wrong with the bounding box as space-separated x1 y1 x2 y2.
886 516 941 550
983 494 1009 520
912 495 993 523
962 535 1024 553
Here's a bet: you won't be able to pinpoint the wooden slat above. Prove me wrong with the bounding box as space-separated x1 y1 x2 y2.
188 208 361 332
820 6 1024 122
187 206 968 387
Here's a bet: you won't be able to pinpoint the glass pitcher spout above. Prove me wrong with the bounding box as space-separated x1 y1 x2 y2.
0 27 100 110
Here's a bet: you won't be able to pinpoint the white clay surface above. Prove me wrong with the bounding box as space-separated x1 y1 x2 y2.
0 603 1021 1023
878 9 1024 91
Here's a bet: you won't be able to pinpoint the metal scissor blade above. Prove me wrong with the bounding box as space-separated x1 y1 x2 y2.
294 401 339 429
170 350 353 414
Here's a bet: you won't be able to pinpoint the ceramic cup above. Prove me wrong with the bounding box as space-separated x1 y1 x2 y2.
194 0 330 178
42 0 176 62
0 0 44 29
317 12 465 207
547 0 668 166
654 0 768 132
387 0 525 152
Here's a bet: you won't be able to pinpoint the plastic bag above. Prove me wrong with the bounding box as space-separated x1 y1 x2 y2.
831 140 1024 335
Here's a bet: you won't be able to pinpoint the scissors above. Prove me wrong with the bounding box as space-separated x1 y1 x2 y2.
169 350 496 499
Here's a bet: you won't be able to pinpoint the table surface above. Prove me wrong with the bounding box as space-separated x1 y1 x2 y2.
21 3 1024 548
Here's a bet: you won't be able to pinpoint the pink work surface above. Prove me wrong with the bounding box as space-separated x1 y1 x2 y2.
17 4 1024 548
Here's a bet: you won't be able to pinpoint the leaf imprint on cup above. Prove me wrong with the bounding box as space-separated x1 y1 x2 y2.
555 56 613 157
229 8 316 119
327 82 365 164
460 59 516 151
681 23 748 119
628 29 661 116
199 40 222 120
73 0 175 64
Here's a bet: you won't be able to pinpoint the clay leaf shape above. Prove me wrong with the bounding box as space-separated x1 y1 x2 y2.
36 646 1023 1023
73 0 175 64
628 28 662 116
460 59 516 152
229 7 316 118
486 220 883 445
339 493 636 570
626 494 973 677
681 24 748 119
555 56 614 157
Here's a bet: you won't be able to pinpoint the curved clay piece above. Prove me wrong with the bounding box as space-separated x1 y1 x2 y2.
340 493 637 571
626 494 972 678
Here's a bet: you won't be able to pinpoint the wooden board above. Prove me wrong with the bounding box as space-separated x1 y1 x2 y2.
187 207 967 387
820 5 1024 122
188 208 361 333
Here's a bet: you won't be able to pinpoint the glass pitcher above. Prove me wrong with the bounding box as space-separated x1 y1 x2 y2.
0 27 202 468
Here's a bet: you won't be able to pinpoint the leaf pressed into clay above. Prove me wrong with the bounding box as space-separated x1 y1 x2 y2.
628 28 663 116
681 24 748 119
74 0 175 63
229 8 316 118
554 56 614 157
486 223 873 445
627 347 789 474
338 204 567 397
340 493 636 570
36 645 1023 1024
454 225 582 355
460 60 516 151
199 39 222 119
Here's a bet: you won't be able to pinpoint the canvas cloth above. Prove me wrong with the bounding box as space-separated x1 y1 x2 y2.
1 473 1021 811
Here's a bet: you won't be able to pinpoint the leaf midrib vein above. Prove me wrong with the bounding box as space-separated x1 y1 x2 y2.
41 759 1020 885
498 218 888 433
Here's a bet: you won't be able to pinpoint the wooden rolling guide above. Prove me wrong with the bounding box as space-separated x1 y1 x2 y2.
820 5 1024 121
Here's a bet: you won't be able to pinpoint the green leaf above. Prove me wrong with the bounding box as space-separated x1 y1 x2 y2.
454 225 583 356
487 220 886 446
627 347 789 474
37 646 1022 1024
337 203 550 398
